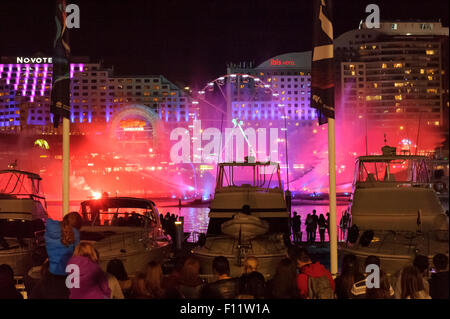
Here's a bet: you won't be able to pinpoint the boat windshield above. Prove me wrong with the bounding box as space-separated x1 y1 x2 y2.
0 170 43 197
355 157 429 186
80 199 158 226
216 162 282 189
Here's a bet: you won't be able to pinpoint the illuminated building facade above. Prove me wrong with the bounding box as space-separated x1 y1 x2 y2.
335 21 449 129
226 51 317 128
0 56 195 134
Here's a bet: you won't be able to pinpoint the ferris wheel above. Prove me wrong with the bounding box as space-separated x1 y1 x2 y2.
190 73 292 165
193 73 278 123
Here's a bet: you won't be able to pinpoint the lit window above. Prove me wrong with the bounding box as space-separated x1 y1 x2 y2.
381 63 387 69
426 50 435 55
394 63 402 68
391 23 398 30
395 95 402 101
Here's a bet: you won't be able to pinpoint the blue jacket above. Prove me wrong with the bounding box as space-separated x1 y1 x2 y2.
45 219 80 276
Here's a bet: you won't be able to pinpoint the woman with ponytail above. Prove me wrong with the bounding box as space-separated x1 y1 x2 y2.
38 212 82 298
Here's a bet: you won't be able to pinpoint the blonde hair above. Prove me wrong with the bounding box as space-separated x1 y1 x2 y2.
61 212 82 246
243 256 258 274
73 242 99 263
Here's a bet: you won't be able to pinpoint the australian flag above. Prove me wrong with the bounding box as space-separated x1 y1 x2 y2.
50 0 71 128
311 0 335 125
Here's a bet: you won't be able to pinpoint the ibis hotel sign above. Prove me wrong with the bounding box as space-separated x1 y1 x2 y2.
16 57 53 64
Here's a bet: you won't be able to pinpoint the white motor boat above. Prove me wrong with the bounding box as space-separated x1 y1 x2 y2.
341 146 449 275
0 169 48 275
193 160 290 277
79 196 171 274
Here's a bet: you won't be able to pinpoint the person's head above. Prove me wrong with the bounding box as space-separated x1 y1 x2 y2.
0 264 15 288
401 266 425 299
242 205 251 215
179 256 201 285
339 254 361 296
145 261 163 292
327 212 330 217
319 214 325 221
73 242 99 263
413 254 429 275
293 211 297 216
271 258 298 298
365 255 381 269
212 256 230 277
107 259 129 281
341 254 359 275
243 256 258 274
313 209 317 215
294 248 312 269
433 253 448 271
366 270 391 299
31 246 48 267
61 212 82 246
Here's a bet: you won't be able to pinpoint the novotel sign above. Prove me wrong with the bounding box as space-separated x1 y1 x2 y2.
16 57 53 64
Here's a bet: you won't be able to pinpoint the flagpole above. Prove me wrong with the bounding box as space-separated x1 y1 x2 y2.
328 118 338 277
62 115 70 216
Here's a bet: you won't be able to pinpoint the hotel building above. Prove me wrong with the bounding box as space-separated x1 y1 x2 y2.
334 20 449 129
0 56 195 134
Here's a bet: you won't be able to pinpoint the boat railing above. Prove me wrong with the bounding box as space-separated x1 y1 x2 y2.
355 181 432 189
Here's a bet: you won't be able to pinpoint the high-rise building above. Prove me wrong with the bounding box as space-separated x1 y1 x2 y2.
334 20 449 129
0 56 195 134
226 52 317 128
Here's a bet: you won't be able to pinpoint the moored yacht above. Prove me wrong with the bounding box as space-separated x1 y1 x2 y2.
341 146 449 275
193 159 290 277
0 169 48 275
79 195 171 274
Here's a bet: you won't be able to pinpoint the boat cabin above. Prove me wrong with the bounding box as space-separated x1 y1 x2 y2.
208 161 289 236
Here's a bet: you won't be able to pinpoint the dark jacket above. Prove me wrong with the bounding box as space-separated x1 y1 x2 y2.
45 219 80 276
29 273 70 299
0 269 23 299
201 277 240 299
239 271 266 299
429 271 449 299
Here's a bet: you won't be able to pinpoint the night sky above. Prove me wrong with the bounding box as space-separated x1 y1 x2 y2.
1 0 448 86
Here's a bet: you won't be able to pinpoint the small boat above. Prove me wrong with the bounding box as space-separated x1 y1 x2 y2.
0 168 48 275
79 195 172 274
221 213 269 240
193 159 290 277
341 146 449 275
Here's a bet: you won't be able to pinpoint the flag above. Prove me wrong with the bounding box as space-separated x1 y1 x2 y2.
311 0 335 125
50 0 71 128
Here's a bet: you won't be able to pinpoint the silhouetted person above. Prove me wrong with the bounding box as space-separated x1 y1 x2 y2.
429 253 449 299
318 214 326 245
305 214 313 243
201 256 240 299
311 210 318 243
291 212 301 243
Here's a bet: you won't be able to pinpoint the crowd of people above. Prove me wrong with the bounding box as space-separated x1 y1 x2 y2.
0 211 448 299
290 210 352 244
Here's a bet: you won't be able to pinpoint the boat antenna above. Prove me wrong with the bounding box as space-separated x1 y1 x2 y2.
284 109 290 191
415 111 422 155
384 133 387 145
217 113 224 163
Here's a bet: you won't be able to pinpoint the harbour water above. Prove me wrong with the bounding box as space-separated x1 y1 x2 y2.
47 199 349 242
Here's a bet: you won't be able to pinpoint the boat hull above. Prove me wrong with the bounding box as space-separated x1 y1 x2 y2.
193 234 287 277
